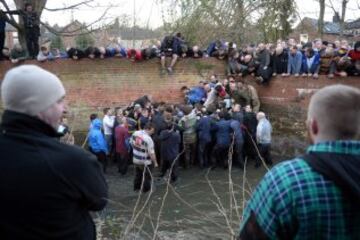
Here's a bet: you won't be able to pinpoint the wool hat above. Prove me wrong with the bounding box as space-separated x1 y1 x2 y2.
1 65 66 116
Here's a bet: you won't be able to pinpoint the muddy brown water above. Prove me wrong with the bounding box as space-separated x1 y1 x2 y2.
93 135 306 240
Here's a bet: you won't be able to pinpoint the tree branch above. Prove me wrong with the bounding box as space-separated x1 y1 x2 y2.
43 0 94 12
40 5 113 37
0 0 20 30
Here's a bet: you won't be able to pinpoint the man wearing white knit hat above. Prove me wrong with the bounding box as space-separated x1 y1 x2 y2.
0 65 108 240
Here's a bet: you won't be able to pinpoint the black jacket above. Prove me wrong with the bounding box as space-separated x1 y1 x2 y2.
159 128 181 161
0 111 108 240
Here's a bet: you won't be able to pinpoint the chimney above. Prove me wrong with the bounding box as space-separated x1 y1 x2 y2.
333 12 340 23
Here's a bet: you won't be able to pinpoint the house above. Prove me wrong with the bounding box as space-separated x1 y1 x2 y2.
290 17 357 42
345 18 360 36
61 20 94 48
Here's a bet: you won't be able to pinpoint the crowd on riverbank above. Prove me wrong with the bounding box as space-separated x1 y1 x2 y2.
57 74 273 193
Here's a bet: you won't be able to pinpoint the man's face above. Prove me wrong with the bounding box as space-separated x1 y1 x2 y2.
107 109 114 116
26 5 33 12
230 82 237 91
245 105 251 112
38 98 67 129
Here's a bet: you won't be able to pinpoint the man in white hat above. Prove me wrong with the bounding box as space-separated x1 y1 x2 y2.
0 65 108 240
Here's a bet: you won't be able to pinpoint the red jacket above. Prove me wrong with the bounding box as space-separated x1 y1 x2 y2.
348 50 360 62
127 49 142 61
115 125 130 155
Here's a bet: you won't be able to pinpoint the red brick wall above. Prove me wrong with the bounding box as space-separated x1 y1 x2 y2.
0 58 359 131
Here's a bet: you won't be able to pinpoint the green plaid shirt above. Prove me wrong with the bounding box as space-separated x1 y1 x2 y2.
240 140 360 239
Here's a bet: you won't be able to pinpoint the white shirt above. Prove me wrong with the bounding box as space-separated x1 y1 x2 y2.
103 115 115 135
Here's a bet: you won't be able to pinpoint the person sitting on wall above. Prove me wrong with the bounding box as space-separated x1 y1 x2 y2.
333 47 352 77
84 46 100 59
240 54 257 77
206 40 227 59
255 43 273 84
37 46 55 62
127 48 142 62
319 44 337 78
67 47 85 60
347 41 360 76
301 47 320 79
160 33 184 74
285 45 302 77
141 45 160 60
272 45 288 77
186 45 204 58
10 43 27 64
106 45 127 58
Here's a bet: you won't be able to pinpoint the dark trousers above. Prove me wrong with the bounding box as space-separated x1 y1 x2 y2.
134 165 153 193
198 141 211 168
161 157 178 182
94 151 107 173
0 31 4 60
234 142 244 168
116 153 129 175
183 142 196 168
212 144 230 168
25 29 39 59
256 143 272 165
244 132 257 160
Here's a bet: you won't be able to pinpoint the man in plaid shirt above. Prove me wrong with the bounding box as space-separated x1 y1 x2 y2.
239 84 360 239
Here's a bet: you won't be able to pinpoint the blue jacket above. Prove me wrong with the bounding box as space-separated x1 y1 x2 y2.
196 116 213 143
88 119 108 154
287 50 303 74
159 129 181 161
106 47 127 57
187 87 207 105
230 120 244 146
301 53 320 74
206 40 226 56
213 119 232 147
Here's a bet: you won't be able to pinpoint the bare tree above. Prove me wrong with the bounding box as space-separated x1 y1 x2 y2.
0 0 115 49
328 0 349 37
318 0 325 38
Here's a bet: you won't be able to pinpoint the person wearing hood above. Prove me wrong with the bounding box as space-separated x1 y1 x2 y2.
239 84 360 239
159 117 181 183
0 65 107 240
88 118 109 172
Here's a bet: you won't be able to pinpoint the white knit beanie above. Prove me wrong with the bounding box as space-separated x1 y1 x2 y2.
1 65 66 116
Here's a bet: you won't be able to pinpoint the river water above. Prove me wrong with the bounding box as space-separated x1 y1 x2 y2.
94 140 305 240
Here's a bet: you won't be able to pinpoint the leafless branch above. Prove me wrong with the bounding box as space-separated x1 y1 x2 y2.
0 0 20 30
40 5 113 37
43 0 94 12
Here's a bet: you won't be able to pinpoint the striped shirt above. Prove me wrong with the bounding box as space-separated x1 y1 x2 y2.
130 130 155 166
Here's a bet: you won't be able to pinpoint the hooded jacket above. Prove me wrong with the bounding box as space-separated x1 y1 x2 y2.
0 110 108 240
88 119 108 154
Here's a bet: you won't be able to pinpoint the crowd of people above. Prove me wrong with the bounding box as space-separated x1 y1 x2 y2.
1 4 359 78
2 32 359 79
83 74 272 193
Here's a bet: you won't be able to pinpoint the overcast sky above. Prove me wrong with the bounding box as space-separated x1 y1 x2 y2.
5 0 360 28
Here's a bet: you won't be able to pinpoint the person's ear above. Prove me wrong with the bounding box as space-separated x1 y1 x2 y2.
311 118 319 136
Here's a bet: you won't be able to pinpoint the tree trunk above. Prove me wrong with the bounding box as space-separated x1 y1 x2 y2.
13 0 47 50
318 0 325 38
339 0 348 37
